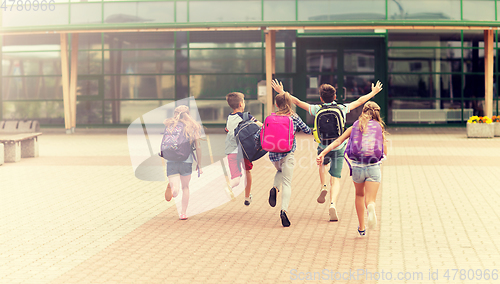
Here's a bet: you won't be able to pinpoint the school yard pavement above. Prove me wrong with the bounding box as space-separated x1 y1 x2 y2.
0 127 499 284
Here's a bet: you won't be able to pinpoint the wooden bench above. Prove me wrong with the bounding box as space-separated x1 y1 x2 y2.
0 120 42 164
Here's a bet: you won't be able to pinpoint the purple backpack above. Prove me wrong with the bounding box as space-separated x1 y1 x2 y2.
160 121 193 161
345 120 384 165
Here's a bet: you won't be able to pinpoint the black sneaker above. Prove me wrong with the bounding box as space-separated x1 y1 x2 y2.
280 210 291 227
269 187 277 207
244 194 252 206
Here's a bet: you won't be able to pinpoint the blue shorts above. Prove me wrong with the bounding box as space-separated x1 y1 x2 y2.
352 164 381 183
166 162 193 177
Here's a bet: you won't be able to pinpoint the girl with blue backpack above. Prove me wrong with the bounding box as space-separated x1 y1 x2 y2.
161 105 202 220
316 102 387 236
262 92 312 227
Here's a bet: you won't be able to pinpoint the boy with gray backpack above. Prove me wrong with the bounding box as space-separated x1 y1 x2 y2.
225 92 264 206
271 79 382 221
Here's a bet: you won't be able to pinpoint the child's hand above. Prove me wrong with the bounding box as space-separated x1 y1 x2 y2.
271 79 284 94
316 155 324 166
372 80 383 94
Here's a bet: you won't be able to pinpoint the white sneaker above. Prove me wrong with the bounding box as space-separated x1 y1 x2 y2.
317 185 328 204
329 203 339 221
367 203 377 229
244 194 252 206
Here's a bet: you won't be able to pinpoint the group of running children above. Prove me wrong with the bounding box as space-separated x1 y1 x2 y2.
161 79 385 236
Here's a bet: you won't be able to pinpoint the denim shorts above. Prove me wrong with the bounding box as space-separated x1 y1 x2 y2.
352 163 381 183
166 162 193 177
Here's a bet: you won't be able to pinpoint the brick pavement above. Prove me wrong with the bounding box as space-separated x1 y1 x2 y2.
0 128 499 283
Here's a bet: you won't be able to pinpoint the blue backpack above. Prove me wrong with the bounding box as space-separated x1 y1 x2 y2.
234 112 267 161
160 121 194 161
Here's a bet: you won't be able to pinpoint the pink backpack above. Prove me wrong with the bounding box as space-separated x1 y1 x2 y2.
260 113 294 153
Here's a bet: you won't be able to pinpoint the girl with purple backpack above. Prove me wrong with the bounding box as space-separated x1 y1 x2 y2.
263 92 312 227
316 102 387 236
162 105 203 220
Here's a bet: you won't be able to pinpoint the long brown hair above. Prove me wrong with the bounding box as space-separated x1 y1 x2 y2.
275 92 294 116
163 105 201 143
358 101 387 140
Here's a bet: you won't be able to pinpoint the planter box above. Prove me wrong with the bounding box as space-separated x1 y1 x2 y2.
495 122 500 137
467 123 494 138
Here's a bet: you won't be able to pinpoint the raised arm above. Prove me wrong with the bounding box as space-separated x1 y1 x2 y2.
316 127 353 165
348 81 383 111
271 79 311 112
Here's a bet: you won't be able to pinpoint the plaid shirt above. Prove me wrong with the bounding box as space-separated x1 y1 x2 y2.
268 114 312 162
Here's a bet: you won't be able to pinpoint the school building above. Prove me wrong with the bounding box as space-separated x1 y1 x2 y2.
1 0 499 131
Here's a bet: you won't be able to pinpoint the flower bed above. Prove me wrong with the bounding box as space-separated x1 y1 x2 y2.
493 116 500 137
467 116 494 138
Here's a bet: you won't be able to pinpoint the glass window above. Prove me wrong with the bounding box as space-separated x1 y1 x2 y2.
2 52 62 75
2 4 69 27
344 49 375 73
2 101 64 123
194 99 263 124
298 0 385 21
104 2 174 24
388 0 460 20
463 0 495 21
388 31 462 47
104 32 175 50
463 49 488 73
263 0 295 21
104 100 174 125
306 49 337 73
71 3 102 24
79 34 103 50
388 48 462 73
344 75 375 100
189 31 262 48
275 30 296 48
189 49 262 73
2 34 61 52
176 1 188 22
78 50 103 75
189 1 261 22
105 75 175 99
105 50 175 74
388 74 460 99
76 101 103 124
275 48 295 73
3 77 63 100
189 75 261 99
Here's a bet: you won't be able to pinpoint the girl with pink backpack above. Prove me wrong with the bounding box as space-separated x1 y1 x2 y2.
316 102 388 236
262 92 312 227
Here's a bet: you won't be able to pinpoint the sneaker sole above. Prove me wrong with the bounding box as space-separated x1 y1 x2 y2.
329 206 339 221
317 189 328 204
269 187 277 207
280 212 291 227
244 201 250 206
367 205 377 229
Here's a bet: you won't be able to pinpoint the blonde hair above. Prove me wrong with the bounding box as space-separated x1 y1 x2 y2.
163 105 201 143
358 101 387 140
275 92 294 116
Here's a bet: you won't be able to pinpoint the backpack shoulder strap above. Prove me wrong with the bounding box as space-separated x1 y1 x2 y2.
242 112 250 121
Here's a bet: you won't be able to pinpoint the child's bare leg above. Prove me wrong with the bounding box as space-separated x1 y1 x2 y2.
329 176 341 204
364 181 380 207
245 170 252 198
230 176 241 188
318 164 327 186
180 174 192 215
354 181 366 230
168 175 181 197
